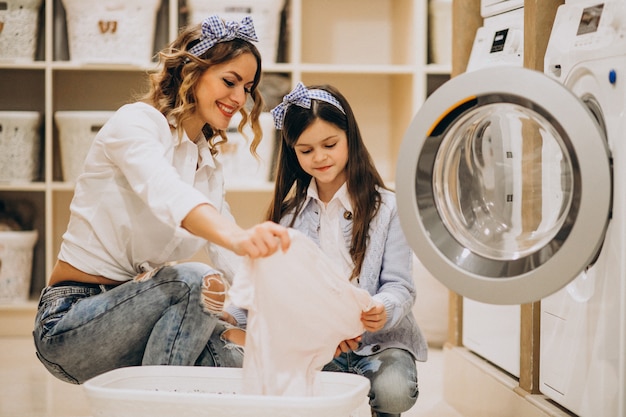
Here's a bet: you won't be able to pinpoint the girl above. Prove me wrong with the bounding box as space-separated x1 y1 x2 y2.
32 15 290 384
266 82 428 417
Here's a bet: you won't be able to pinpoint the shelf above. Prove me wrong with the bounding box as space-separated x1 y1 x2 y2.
298 64 417 74
0 183 47 192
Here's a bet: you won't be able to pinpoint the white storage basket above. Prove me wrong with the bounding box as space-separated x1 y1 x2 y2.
61 0 160 65
0 0 42 62
219 112 275 187
83 366 370 417
187 0 284 65
0 230 38 303
55 111 114 183
0 111 41 182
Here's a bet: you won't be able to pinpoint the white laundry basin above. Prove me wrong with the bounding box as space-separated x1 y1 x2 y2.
83 366 370 417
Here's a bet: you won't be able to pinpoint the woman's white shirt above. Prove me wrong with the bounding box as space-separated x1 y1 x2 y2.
58 102 238 282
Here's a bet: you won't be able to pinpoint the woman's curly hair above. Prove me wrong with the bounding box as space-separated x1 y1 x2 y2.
142 23 265 156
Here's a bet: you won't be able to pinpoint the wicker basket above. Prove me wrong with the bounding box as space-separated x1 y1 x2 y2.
61 0 160 65
219 112 275 187
0 111 41 182
55 111 114 183
187 0 284 65
0 230 38 303
0 0 42 62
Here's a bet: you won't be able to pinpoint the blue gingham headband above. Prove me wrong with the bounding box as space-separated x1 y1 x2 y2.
271 82 345 130
188 15 258 57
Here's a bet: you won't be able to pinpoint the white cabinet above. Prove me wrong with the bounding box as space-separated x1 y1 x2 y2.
0 0 450 301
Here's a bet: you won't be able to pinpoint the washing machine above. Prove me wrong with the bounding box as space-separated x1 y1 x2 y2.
539 2 626 416
395 1 625 415
395 9 618 417
462 6 524 378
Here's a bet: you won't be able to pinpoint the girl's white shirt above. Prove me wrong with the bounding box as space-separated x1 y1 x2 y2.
58 102 241 282
306 180 354 281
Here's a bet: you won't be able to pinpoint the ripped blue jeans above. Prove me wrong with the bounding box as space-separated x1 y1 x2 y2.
323 348 419 417
32 262 243 384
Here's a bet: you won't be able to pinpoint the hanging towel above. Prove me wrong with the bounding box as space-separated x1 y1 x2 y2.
229 228 374 396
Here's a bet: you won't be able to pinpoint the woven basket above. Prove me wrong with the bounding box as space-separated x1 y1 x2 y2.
0 230 38 303
61 0 160 65
187 0 284 65
218 112 275 187
0 0 42 62
55 111 114 183
0 111 41 182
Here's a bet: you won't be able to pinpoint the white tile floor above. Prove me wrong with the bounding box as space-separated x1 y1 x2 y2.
0 337 461 417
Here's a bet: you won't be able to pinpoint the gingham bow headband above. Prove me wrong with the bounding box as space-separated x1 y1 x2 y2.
271 82 345 130
188 15 258 57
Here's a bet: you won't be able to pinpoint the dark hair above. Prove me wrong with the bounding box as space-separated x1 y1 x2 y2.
142 23 265 155
266 84 387 280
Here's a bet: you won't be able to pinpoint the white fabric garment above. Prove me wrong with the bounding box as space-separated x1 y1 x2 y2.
229 228 374 396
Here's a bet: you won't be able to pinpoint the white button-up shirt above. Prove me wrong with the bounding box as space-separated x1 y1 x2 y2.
307 181 355 281
59 102 240 281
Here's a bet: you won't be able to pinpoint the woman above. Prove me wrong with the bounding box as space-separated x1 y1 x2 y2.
32 15 290 384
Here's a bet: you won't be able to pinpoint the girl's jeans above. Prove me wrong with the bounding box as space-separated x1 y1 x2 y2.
323 347 419 417
32 262 243 384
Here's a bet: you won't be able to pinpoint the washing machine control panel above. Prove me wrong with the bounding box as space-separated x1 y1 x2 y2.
467 8 524 71
545 1 626 80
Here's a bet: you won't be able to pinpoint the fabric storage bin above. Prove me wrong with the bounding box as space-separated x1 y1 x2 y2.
0 230 38 303
83 366 370 417
219 112 275 187
61 0 160 65
0 0 42 62
0 111 41 182
55 111 114 183
187 0 284 64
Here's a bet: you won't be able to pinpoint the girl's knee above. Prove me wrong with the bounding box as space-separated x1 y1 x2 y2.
369 367 419 412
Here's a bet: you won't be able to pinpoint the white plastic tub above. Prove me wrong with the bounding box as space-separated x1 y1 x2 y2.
61 0 160 65
55 111 114 183
0 230 38 303
187 0 284 64
0 111 41 182
83 366 370 417
0 0 42 62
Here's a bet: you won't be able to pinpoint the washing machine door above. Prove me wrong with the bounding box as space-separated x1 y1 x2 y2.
396 66 611 305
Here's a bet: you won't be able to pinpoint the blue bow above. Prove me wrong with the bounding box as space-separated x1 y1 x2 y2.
188 15 258 57
271 82 345 130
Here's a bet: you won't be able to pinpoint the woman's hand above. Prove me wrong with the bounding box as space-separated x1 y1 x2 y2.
230 221 291 258
334 336 362 357
361 302 387 332
182 204 290 258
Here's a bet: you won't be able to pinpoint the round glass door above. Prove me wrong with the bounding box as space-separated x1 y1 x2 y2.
396 67 611 304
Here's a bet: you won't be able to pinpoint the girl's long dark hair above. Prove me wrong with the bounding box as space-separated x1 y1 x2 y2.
266 85 387 280
142 23 265 155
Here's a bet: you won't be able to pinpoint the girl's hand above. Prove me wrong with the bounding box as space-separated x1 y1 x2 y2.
231 221 291 258
334 336 362 357
361 302 387 332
